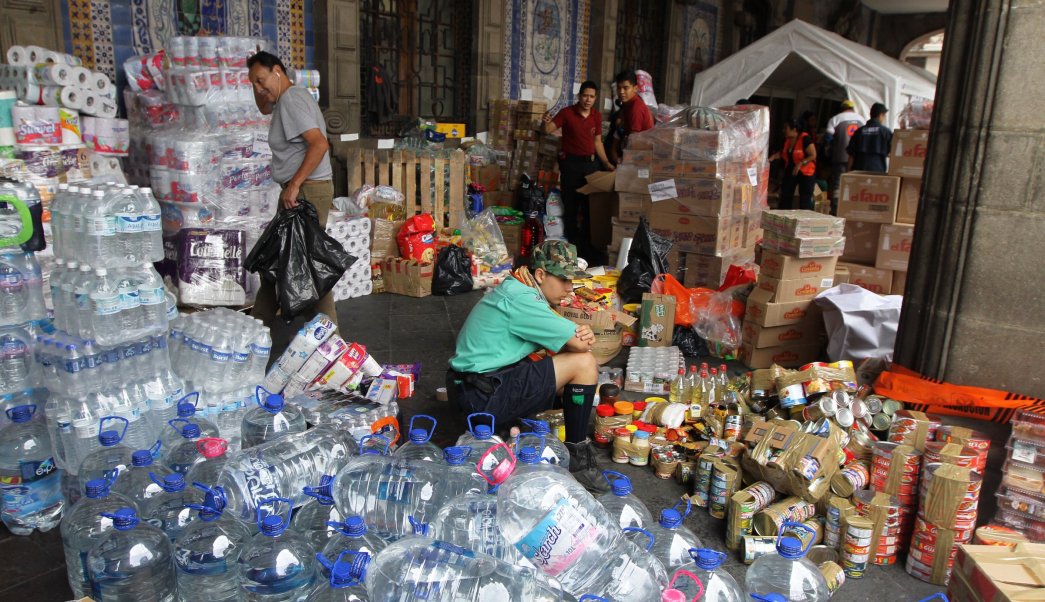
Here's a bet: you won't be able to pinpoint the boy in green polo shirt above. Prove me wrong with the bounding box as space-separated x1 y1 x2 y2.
447 240 604 491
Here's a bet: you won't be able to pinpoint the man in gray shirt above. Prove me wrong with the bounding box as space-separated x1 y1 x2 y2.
248 51 339 330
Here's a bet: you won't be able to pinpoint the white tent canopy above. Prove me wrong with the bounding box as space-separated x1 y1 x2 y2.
690 19 937 128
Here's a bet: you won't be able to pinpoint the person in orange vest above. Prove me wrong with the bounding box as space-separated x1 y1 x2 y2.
770 119 818 210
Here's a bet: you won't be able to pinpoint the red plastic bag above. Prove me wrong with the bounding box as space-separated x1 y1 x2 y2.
718 264 757 291
397 213 437 263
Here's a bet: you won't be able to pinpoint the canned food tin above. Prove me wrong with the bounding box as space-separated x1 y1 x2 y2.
851 398 869 419
864 395 884 415
778 383 806 409
831 462 870 497
842 558 868 578
845 516 875 540
797 455 821 481
873 554 898 566
881 398 903 416
830 388 851 409
819 561 846 593
675 460 696 486
834 407 855 428
742 536 778 564
808 545 839 565
871 412 893 431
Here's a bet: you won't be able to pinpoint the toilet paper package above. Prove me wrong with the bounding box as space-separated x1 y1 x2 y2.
11 105 61 145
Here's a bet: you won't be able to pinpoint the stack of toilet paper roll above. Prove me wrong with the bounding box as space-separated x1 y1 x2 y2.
2 45 118 118
326 211 374 301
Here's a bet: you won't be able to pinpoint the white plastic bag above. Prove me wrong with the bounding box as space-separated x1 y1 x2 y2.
813 284 902 362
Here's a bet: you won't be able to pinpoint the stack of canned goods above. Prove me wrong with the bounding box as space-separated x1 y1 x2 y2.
853 490 903 565
870 442 922 540
690 447 723 507
888 410 944 448
830 461 870 497
906 463 983 584
726 481 775 550
708 458 740 518
923 440 980 471
936 425 990 473
841 515 874 578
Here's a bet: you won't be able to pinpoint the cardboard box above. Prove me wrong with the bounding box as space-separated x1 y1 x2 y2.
674 246 756 288
498 222 523 257
892 270 907 296
381 257 433 297
639 293 676 347
649 177 734 217
616 192 650 223
840 262 893 295
739 340 822 369
896 177 921 225
614 164 653 194
434 122 466 138
742 319 822 349
875 223 914 271
370 218 406 262
745 289 817 327
838 172 901 223
649 213 739 256
557 306 636 364
841 221 883 265
755 274 834 303
759 250 838 281
588 192 617 251
610 218 639 251
761 231 845 258
761 210 844 238
834 264 850 285
888 129 929 178
948 544 1045 602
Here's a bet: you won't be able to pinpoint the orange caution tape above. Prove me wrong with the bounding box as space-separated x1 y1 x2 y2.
874 365 1045 423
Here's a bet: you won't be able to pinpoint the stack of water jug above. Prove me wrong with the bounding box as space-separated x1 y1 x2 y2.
15 394 858 602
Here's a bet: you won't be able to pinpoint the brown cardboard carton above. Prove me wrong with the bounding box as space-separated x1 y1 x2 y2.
616 192 651 223
648 212 736 255
675 247 756 289
649 177 734 216
672 128 726 160
888 129 929 178
742 211 763 247
588 192 617 250
609 218 639 252
370 218 406 262
840 262 893 295
761 210 844 238
834 264 850 285
745 288 817 327
755 274 835 303
739 341 823 369
839 172 901 223
639 293 676 347
758 250 839 281
614 164 653 194
875 224 914 271
742 319 823 349
896 177 921 225
948 543 1045 602
761 231 845 258
498 222 523 257
382 257 433 297
841 221 883 265
557 306 636 364
892 271 907 296
651 160 715 179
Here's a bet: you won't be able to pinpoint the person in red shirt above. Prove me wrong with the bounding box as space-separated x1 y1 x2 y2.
769 119 818 210
541 81 613 262
607 70 655 165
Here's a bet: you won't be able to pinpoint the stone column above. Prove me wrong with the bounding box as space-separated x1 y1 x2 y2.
588 0 620 108
894 0 1045 397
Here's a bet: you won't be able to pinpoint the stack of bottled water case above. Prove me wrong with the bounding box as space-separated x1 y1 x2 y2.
167 307 271 450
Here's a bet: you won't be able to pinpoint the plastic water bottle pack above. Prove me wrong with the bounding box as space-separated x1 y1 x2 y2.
168 307 271 394
49 182 163 267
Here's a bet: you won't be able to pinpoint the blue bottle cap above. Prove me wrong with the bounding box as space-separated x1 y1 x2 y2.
131 450 153 466
84 478 109 498
659 508 683 529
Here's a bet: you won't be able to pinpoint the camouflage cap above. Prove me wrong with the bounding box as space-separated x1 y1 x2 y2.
532 240 590 280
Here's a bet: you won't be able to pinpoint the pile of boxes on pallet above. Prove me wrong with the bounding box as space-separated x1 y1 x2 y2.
836 128 925 294
484 99 560 205
740 210 843 369
603 106 769 288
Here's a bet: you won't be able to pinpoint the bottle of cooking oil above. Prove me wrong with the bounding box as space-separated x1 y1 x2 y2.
688 368 704 421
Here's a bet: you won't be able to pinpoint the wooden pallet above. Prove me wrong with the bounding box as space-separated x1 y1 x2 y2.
346 147 466 228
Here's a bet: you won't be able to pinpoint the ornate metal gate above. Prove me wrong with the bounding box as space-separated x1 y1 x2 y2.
614 0 670 102
359 0 473 137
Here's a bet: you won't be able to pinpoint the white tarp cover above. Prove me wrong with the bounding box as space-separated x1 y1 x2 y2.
690 19 937 129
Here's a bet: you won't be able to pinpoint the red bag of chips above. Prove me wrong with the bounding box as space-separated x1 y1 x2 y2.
397 213 437 263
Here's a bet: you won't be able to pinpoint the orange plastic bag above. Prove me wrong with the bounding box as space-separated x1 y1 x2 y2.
652 274 712 327
874 364 1045 423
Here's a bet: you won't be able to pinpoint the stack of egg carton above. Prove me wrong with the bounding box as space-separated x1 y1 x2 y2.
326 211 373 300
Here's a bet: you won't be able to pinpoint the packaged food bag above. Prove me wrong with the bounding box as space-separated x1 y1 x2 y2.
397 213 437 263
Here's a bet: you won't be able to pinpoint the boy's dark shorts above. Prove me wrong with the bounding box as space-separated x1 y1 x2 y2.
445 356 557 425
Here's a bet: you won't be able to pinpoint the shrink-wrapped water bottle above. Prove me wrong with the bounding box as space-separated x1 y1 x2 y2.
0 404 63 534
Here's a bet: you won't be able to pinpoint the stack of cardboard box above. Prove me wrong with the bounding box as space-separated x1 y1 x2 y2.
600 106 769 287
740 210 843 369
483 98 561 204
836 128 924 295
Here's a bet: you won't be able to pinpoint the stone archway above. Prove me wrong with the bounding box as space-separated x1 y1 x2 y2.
900 29 945 75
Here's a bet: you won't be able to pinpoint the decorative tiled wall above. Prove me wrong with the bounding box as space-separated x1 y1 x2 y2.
680 2 720 100
61 0 314 84
502 0 591 114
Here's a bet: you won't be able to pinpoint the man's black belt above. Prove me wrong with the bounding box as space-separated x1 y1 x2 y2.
561 153 596 162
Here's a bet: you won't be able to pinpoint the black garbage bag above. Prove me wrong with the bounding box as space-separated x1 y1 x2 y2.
673 325 709 358
617 216 672 304
516 173 546 214
245 200 357 321
431 245 473 296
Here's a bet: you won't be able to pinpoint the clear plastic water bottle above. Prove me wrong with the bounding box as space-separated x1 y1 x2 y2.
0 325 35 394
19 253 47 321
218 425 357 522
112 186 144 265
496 467 666 600
78 416 134 490
392 414 444 463
112 267 143 333
511 437 570 478
72 263 96 339
174 483 253 602
455 412 504 466
158 395 221 454
240 387 308 449
248 326 272 384
0 404 63 534
430 492 529 566
83 189 114 265
293 475 345 550
596 470 654 530
672 548 744 602
51 258 70 331
365 538 563 601
137 263 168 332
442 445 488 496
238 497 317 600
0 258 28 326
185 437 231 488
61 478 136 598
650 499 705 571
138 187 164 262
744 521 830 602
87 506 177 602
90 267 123 344
111 445 171 508
140 471 199 541
165 420 206 475
309 551 370 602
520 418 570 469
319 516 387 571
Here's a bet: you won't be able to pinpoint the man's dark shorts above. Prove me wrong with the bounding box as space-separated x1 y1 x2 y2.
446 356 557 425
